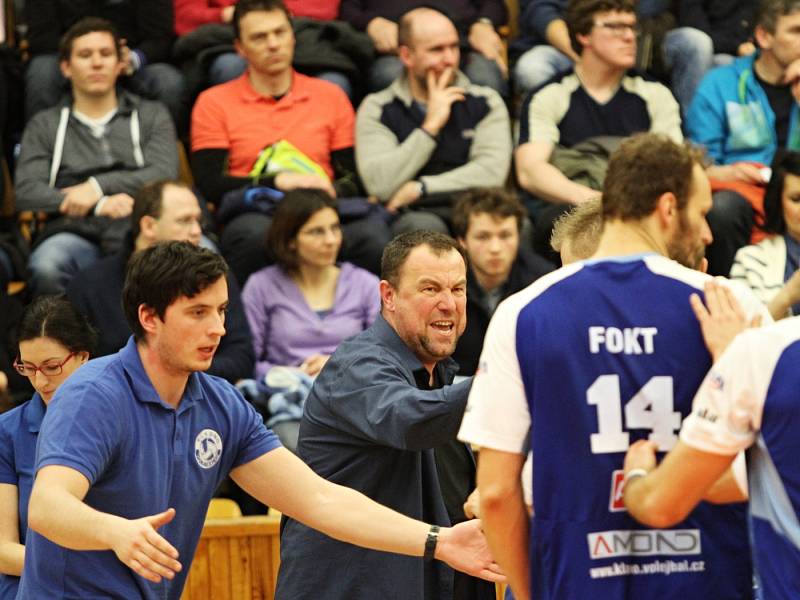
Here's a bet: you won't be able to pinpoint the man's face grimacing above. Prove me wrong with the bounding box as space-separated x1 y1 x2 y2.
60 31 121 97
383 245 467 371
235 9 295 77
402 12 460 90
460 213 519 284
666 163 713 270
147 276 228 376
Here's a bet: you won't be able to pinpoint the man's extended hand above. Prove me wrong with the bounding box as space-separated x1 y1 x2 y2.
386 180 422 212
109 508 182 584
690 280 761 361
421 68 465 137
60 181 102 216
366 17 399 54
274 172 336 197
96 193 135 218
468 21 507 77
436 519 505 583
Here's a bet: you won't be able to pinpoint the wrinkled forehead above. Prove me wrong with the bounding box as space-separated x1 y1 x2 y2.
397 245 466 284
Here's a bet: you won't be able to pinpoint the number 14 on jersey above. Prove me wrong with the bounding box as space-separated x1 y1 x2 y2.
587 375 681 454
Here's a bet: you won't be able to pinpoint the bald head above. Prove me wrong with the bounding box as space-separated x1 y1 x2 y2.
398 7 457 48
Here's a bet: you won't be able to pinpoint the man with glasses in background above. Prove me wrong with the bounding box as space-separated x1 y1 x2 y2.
514 0 682 264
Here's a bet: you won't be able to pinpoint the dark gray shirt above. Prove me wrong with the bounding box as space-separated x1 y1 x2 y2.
275 315 492 600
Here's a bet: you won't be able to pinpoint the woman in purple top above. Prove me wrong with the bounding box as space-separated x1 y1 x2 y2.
242 190 380 445
0 296 97 599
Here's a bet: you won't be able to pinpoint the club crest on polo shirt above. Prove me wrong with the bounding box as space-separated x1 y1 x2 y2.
195 429 223 469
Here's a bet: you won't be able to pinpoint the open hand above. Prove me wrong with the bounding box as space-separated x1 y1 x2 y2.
109 508 182 583
468 21 507 77
437 519 505 583
690 280 760 361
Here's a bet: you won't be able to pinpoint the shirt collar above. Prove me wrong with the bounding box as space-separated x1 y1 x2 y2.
25 393 47 433
372 314 459 385
119 336 203 413
237 70 310 105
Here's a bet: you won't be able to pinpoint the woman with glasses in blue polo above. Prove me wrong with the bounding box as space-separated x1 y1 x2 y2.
0 296 96 598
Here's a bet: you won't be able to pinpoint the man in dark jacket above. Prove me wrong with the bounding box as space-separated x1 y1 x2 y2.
67 180 255 383
451 188 554 375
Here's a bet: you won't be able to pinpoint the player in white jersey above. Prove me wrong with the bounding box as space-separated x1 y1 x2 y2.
624 280 800 599
459 133 770 600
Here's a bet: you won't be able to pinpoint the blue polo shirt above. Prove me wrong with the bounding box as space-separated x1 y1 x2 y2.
0 394 45 599
17 337 281 600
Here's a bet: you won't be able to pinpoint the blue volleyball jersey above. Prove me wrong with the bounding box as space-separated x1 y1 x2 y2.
460 255 768 600
682 317 800 600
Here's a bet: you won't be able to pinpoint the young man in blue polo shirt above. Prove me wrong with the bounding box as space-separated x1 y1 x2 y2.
17 241 503 599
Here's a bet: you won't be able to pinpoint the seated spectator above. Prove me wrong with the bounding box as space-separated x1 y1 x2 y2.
512 0 713 112
686 0 800 275
174 0 364 98
0 295 96 598
731 150 800 319
676 0 759 66
340 0 509 96
515 0 680 263
356 7 511 236
23 0 185 130
241 189 379 450
15 18 179 296
67 180 254 383
192 0 389 285
451 188 553 375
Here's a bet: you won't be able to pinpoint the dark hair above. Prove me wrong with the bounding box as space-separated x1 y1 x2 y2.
122 241 229 341
565 0 636 54
451 188 526 238
602 133 706 221
763 150 800 234
233 0 291 40
397 5 454 47
130 180 193 241
267 189 339 272
756 0 800 33
58 17 122 62
381 230 466 288
17 295 98 355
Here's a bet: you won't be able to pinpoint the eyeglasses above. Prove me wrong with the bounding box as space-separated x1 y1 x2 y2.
595 21 641 36
14 352 77 377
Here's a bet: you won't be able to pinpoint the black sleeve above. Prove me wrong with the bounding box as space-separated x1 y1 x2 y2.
191 148 277 206
331 146 364 198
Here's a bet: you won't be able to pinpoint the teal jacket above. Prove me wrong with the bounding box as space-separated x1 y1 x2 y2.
687 53 800 165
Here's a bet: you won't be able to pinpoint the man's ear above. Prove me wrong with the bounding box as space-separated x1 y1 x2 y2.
655 192 678 228
753 25 771 52
457 236 467 250
398 44 413 69
59 59 71 80
138 304 161 336
379 280 396 312
138 215 157 243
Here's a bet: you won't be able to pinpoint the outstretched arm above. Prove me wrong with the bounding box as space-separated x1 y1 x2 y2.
232 447 505 583
28 465 182 584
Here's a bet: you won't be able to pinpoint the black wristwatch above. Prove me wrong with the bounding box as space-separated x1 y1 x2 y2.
424 525 440 561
